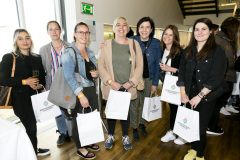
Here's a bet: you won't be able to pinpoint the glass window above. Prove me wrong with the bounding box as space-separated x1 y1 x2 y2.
23 0 56 54
0 0 19 60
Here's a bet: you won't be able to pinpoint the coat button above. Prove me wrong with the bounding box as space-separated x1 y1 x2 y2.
205 99 208 101
198 80 201 82
197 70 200 72
205 60 208 62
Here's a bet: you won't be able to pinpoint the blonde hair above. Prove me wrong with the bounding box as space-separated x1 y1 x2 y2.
13 29 34 53
113 17 129 33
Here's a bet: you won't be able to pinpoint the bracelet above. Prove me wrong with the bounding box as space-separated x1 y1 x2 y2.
197 94 203 99
108 79 112 84
22 79 26 85
180 91 185 94
78 93 84 99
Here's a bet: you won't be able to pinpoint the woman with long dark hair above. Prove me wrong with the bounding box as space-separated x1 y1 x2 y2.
177 18 227 160
159 25 185 145
0 29 50 156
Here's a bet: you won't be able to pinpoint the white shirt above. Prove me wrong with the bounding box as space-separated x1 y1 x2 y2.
161 49 172 75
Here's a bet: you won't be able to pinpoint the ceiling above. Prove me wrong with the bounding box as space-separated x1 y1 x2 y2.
178 0 238 18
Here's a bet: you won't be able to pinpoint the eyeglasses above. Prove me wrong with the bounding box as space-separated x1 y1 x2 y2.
75 31 91 36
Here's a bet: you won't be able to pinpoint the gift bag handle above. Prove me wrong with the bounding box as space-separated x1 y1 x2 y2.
82 105 92 114
150 92 158 98
35 85 46 94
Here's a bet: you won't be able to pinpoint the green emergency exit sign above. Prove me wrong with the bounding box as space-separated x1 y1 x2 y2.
82 3 94 15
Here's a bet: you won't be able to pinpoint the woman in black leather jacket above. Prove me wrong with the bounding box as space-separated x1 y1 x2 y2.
159 25 185 145
177 18 227 160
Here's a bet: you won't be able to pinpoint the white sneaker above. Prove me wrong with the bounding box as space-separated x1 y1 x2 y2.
174 137 187 145
220 107 231 115
161 130 176 142
225 105 239 113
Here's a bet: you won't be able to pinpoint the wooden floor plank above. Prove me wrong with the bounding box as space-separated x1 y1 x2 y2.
37 103 240 160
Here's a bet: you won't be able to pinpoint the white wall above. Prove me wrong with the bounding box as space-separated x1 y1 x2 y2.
184 13 233 26
64 0 189 54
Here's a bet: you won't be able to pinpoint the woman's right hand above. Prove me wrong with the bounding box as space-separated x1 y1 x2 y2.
110 81 121 91
181 93 189 103
79 95 89 108
26 77 39 86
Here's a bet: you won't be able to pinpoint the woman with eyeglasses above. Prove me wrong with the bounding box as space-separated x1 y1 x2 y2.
98 17 143 150
0 29 50 156
61 22 99 159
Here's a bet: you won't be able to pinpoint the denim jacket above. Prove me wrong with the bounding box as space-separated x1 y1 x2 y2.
130 36 162 86
177 45 228 102
61 42 97 96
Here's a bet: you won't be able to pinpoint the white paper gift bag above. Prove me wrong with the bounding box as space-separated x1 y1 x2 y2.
173 106 200 143
232 72 240 95
31 90 61 123
77 108 104 147
105 90 131 120
142 94 162 122
160 74 181 105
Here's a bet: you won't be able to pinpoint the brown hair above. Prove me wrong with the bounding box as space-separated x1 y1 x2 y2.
186 18 216 61
221 17 240 46
161 25 181 59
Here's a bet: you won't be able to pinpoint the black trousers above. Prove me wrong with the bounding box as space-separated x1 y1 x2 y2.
186 100 216 157
107 112 130 136
208 81 233 129
19 105 37 154
71 86 98 149
169 103 178 130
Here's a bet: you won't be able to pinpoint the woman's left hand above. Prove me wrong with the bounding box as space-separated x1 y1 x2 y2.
189 96 202 108
30 83 42 90
90 71 99 78
160 63 171 72
122 82 134 90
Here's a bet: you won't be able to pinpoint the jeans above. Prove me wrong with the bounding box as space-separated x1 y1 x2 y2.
130 78 152 128
55 109 67 134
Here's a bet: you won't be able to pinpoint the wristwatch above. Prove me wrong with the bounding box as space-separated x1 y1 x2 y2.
199 92 205 98
128 81 133 84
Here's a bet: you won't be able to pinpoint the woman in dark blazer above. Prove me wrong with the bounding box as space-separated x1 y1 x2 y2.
159 25 185 145
0 29 50 156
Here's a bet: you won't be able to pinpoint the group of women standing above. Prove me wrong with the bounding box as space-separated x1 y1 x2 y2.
0 15 238 160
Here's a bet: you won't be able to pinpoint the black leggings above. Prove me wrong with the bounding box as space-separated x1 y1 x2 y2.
19 106 37 154
169 103 178 130
107 113 130 136
208 81 233 129
186 100 216 157
71 86 98 149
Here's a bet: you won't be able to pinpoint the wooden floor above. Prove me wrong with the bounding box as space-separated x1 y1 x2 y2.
37 102 240 160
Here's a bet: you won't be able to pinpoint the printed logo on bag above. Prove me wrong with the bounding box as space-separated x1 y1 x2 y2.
183 118 187 124
171 85 176 90
43 101 48 106
153 105 156 109
65 96 70 101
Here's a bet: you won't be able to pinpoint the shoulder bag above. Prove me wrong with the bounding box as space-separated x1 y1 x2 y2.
47 47 81 110
0 53 16 109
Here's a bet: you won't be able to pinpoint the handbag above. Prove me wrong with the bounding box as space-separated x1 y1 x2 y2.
47 47 81 110
159 58 169 83
142 93 162 122
0 53 16 109
160 74 181 105
31 90 61 123
105 89 131 120
173 105 200 143
77 106 105 146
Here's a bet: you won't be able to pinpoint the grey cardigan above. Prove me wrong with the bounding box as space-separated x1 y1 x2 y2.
39 40 70 90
